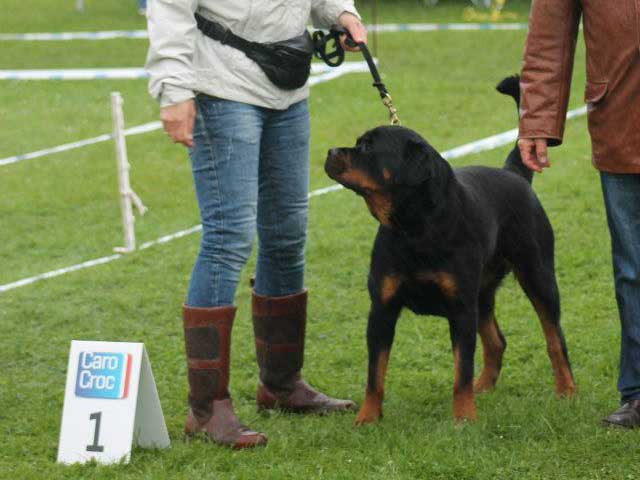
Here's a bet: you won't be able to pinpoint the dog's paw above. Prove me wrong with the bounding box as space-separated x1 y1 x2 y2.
555 381 577 398
354 406 382 426
453 415 477 428
473 377 497 394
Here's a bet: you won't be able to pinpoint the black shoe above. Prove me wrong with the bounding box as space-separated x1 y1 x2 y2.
602 400 640 428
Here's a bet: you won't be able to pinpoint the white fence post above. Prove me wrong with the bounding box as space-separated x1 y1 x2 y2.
75 0 84 12
111 92 147 253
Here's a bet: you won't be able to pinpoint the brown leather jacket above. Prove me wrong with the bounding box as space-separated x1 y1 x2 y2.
519 0 640 173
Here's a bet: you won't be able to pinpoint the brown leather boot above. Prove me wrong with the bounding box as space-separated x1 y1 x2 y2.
602 400 640 428
182 305 267 448
252 289 356 414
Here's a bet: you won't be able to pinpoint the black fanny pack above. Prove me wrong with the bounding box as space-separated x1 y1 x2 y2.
195 13 314 90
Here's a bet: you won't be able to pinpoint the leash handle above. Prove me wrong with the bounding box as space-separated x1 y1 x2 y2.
312 29 345 67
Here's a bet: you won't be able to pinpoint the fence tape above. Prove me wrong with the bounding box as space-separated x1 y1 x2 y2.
0 60 370 81
0 62 373 167
0 122 161 166
0 23 529 41
0 105 588 294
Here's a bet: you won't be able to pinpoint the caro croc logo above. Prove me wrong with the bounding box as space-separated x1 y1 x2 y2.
75 352 132 399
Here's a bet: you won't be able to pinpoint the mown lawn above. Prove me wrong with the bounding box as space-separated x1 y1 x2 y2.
1 1 637 479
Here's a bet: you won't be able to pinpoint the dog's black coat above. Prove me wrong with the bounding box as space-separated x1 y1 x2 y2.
325 76 575 423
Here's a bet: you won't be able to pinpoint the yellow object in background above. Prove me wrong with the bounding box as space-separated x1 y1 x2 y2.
463 0 518 21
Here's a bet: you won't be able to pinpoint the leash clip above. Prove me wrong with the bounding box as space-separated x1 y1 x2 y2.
382 93 401 126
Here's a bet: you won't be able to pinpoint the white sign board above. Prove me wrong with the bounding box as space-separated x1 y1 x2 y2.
57 341 170 464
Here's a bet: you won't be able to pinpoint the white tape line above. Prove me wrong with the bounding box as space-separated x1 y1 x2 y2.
0 24 529 41
0 63 371 167
441 105 587 160
0 122 161 167
0 61 370 81
567 105 588 119
368 23 528 32
0 30 148 41
138 225 202 250
0 254 122 293
312 62 370 75
309 61 371 86
0 105 587 294
0 68 149 80
308 184 344 197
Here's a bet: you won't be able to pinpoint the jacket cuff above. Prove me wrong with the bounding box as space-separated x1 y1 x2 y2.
313 2 360 28
159 83 196 108
517 130 563 147
336 4 361 22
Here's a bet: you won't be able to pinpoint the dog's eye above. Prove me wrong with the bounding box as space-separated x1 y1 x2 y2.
357 138 372 152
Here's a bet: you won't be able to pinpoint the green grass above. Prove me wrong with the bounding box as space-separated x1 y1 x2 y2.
2 1 638 479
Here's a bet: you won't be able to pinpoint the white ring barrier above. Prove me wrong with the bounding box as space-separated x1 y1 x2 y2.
0 23 529 41
0 105 588 294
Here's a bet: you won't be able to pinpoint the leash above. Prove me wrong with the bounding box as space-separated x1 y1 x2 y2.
313 26 400 126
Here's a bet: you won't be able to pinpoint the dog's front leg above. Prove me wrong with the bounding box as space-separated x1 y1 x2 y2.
354 300 401 426
448 308 478 423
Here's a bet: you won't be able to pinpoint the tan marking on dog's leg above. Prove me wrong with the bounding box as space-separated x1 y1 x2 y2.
416 271 458 299
474 314 504 393
452 347 476 423
530 298 576 397
355 350 389 425
380 275 401 305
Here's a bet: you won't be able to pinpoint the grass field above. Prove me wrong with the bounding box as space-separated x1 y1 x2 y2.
2 1 638 479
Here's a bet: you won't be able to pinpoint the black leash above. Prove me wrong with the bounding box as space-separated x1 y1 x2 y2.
313 26 400 125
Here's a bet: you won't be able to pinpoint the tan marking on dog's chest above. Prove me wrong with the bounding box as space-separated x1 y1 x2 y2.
337 167 393 226
365 193 393 226
416 271 458 298
381 275 402 304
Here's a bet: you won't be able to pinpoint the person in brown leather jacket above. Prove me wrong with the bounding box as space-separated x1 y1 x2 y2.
518 0 640 428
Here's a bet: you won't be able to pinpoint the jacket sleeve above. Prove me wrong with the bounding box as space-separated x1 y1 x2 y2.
310 1 360 29
144 0 199 107
519 0 582 146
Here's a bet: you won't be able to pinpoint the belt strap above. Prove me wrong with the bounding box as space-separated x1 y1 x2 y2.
195 12 262 55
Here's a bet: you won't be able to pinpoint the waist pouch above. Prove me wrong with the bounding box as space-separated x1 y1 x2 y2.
195 12 314 91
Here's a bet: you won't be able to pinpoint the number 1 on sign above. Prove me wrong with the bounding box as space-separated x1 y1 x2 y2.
86 412 105 452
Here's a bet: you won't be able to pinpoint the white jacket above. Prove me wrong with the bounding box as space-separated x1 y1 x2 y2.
145 0 359 109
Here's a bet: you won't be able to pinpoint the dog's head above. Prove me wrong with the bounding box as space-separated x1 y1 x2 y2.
325 126 452 228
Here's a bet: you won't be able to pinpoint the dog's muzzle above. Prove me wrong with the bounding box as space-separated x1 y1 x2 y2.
325 148 350 179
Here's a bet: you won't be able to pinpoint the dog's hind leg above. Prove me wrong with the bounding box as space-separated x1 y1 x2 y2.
513 246 576 397
354 299 401 426
474 291 506 393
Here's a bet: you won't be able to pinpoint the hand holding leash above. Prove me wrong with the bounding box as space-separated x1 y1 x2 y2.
338 12 367 52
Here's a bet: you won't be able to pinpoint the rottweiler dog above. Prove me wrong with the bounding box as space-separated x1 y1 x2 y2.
324 76 576 424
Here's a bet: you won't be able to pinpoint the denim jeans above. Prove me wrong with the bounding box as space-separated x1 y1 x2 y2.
186 96 310 307
601 172 640 403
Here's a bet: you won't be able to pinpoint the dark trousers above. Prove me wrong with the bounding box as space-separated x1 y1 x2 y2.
601 172 640 403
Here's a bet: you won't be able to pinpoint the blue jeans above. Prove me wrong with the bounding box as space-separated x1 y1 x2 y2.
601 172 640 403
186 96 310 307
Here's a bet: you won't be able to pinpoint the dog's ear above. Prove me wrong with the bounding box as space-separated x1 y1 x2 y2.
395 139 432 186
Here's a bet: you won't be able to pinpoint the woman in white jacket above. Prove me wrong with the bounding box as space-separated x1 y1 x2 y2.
146 1 367 448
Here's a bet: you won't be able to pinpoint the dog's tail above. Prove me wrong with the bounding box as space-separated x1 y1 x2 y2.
496 74 533 184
